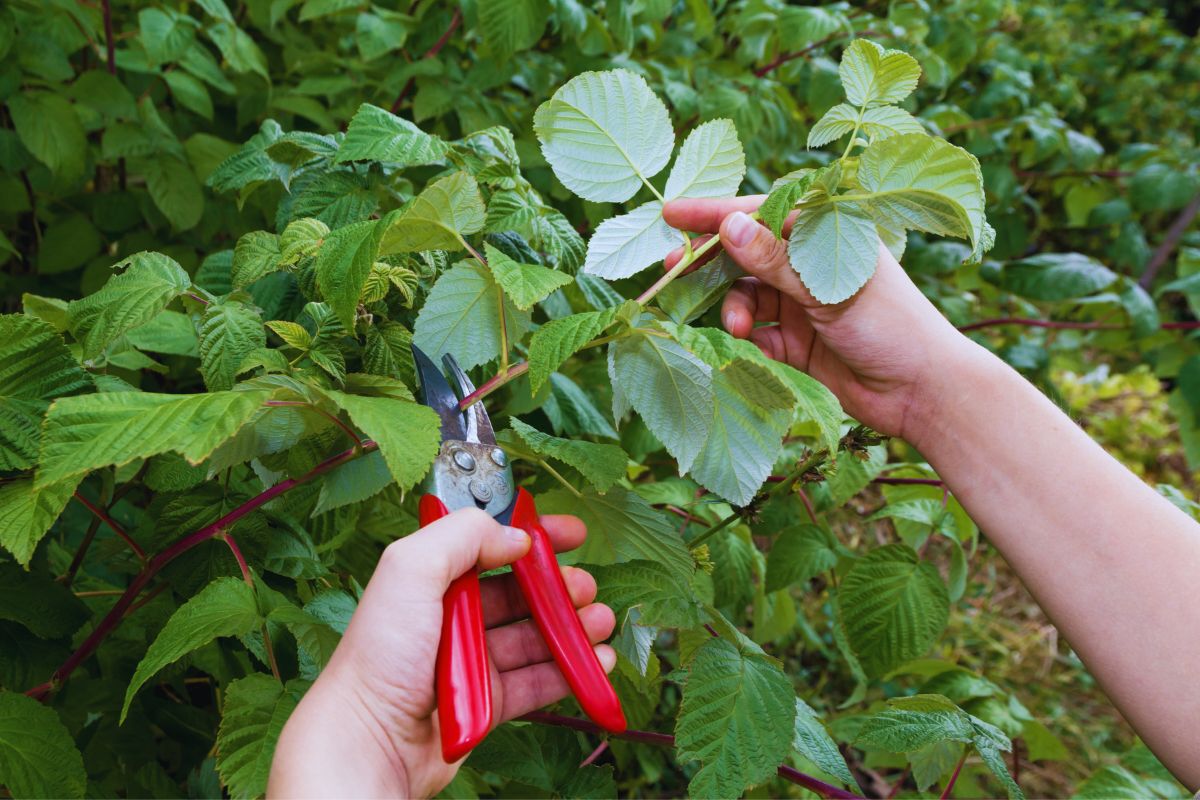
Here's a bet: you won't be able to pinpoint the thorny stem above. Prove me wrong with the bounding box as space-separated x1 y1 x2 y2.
691 449 829 548
520 712 863 800
72 491 147 562
26 442 377 700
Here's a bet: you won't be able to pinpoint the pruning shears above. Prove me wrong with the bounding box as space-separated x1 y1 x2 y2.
411 345 627 763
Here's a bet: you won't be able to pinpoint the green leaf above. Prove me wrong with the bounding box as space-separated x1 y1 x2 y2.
509 418 627 491
314 219 385 330
0 476 81 566
0 691 87 799
534 69 674 203
122 578 261 721
527 306 621 393
164 70 213 119
611 326 714 472
657 253 742 325
793 697 857 788
987 252 1118 301
675 636 795 798
280 218 329 264
0 560 88 638
0 315 93 471
38 389 272 488
854 694 974 752
323 391 440 488
8 91 86 180
378 172 486 254
484 242 573 311
860 105 925 140
539 486 692 580
583 201 678 279
139 7 195 66
199 300 266 392
762 360 844 456
1074 765 1150 800
856 134 989 259
839 39 921 107
480 0 548 58
335 103 449 166
127 310 200 357
664 119 746 200
412 260 529 370
838 545 949 677
207 21 269 79
766 524 841 592
232 231 282 289
216 674 308 799
590 559 702 628
807 104 859 149
362 322 415 385
134 153 205 231
788 200 880 304
67 252 192 359
758 165 837 238
690 358 793 505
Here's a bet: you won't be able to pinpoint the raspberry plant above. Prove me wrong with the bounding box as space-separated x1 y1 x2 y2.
1 1 1197 798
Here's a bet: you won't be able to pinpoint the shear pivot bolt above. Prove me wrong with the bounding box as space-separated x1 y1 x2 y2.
469 478 493 503
490 448 508 467
452 449 476 472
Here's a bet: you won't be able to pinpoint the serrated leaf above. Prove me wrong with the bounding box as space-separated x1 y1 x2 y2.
793 697 857 788
122 578 261 721
664 119 746 200
484 242 573 310
335 103 449 166
127 310 200 357
856 134 988 259
807 104 859 149
199 300 266 392
762 360 844 456
0 560 88 638
854 694 974 752
987 252 1117 301
8 91 86 180
610 326 713 472
412 260 529 370
216 674 308 799
67 252 192 359
0 477 81 566
266 321 312 351
534 69 674 203
139 7 196 66
527 307 620 393
838 545 949 677
690 358 793 505
323 391 439 488
480 0 548 58
758 165 836 238
509 418 626 491
657 253 742 325
582 201 678 279
675 636 795 798
378 172 485 254
136 154 204 231
362 322 415 385
280 218 329 264
788 200 880 304
839 39 921 107
38 389 272 488
539 486 692 580
590 559 701 628
314 219 385 329
232 231 282 289
0 691 87 799
860 105 925 139
766 524 841 592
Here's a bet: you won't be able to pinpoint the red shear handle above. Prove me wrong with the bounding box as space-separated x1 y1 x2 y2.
422 495 493 763
509 488 627 733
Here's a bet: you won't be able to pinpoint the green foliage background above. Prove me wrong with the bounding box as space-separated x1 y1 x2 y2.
1 0 1198 798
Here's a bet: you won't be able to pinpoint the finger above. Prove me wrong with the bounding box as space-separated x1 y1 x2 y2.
377 507 530 595
722 278 782 338
488 603 616 672
719 211 821 307
538 514 586 552
662 196 766 233
480 565 597 627
495 645 618 724
663 234 717 272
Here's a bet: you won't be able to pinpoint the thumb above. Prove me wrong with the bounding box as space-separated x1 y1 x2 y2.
720 211 819 307
381 507 531 595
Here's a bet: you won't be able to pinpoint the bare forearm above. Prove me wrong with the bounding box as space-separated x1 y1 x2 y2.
906 340 1200 787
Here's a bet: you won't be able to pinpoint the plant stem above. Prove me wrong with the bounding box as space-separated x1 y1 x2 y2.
458 362 529 410
538 459 581 497
497 288 510 372
391 9 461 113
1139 192 1200 289
222 532 253 587
520 711 863 799
940 751 968 799
635 230 726 306
690 449 829 548
27 442 377 700
72 491 147 562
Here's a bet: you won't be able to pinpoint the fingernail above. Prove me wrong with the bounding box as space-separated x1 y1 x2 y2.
504 526 530 546
723 310 738 332
725 212 756 247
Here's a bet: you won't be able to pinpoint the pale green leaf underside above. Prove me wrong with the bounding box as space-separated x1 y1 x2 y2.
665 119 746 200
412 260 530 370
583 201 677 279
839 39 921 108
675 637 795 799
0 691 87 799
38 389 272 488
788 200 879 304
122 577 261 721
534 69 674 203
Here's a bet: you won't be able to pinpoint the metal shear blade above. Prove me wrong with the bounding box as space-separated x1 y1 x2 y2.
411 345 497 445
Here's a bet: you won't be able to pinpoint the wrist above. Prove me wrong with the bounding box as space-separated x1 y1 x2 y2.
899 335 1006 456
